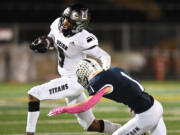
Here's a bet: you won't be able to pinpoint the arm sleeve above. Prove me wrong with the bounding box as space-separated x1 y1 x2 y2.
75 31 111 70
48 88 106 116
83 46 111 70
79 33 111 70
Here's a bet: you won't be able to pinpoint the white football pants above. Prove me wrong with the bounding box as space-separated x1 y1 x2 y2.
113 100 166 135
28 75 95 130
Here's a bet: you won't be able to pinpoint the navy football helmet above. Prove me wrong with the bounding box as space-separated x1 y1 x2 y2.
59 4 90 36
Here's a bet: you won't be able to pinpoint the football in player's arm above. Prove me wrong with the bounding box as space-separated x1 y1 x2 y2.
48 58 167 135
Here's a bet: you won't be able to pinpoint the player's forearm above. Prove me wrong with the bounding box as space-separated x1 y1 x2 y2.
83 47 111 70
48 88 107 116
65 90 103 113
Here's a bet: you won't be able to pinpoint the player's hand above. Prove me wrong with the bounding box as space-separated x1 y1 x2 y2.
30 36 45 50
48 107 66 116
30 36 48 53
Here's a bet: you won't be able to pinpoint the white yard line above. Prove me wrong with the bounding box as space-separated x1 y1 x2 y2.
4 132 103 135
168 130 180 133
3 130 180 135
1 116 180 125
0 107 180 115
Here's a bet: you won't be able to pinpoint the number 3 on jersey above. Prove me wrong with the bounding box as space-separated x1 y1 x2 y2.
57 46 65 67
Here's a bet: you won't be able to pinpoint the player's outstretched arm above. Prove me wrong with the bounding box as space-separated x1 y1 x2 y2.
48 87 111 116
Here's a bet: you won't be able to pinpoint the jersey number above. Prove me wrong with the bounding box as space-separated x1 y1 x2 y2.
120 72 144 91
57 47 65 68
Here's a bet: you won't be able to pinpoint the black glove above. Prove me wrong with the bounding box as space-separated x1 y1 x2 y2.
30 36 49 53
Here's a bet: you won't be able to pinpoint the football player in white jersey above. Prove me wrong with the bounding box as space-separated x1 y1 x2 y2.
26 3 121 135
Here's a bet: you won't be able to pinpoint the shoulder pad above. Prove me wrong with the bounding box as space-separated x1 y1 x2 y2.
50 18 60 30
77 30 98 50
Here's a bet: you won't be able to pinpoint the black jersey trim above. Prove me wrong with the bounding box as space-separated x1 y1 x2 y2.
83 45 97 51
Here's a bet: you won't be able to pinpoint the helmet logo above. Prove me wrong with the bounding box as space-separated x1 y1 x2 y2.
81 10 88 20
70 10 88 21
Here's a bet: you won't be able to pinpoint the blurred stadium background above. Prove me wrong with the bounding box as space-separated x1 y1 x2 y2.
0 0 180 135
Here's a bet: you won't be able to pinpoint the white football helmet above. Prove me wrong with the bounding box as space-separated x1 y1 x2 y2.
76 58 102 88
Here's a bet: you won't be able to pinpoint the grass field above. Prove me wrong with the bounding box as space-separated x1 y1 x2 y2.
0 81 180 135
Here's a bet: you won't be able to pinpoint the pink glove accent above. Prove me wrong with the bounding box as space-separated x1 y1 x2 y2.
48 88 106 116
48 106 66 116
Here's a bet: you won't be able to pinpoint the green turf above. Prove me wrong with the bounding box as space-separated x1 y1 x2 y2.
0 81 180 135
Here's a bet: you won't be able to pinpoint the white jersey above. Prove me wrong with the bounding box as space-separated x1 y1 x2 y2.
48 17 111 76
27 18 111 133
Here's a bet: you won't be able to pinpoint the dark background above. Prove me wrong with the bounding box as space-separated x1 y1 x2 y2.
1 0 180 23
0 0 180 82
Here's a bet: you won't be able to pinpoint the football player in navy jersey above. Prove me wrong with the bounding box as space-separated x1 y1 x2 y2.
48 58 167 135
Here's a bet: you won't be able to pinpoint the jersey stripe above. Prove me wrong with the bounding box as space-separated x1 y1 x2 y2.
120 72 144 91
83 45 97 51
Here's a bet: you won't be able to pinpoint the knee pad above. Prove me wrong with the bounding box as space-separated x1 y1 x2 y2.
28 101 40 112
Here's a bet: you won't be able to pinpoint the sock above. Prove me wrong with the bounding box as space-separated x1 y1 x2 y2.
103 120 121 133
26 111 40 133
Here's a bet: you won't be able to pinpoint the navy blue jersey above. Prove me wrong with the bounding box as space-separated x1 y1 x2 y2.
87 67 154 113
